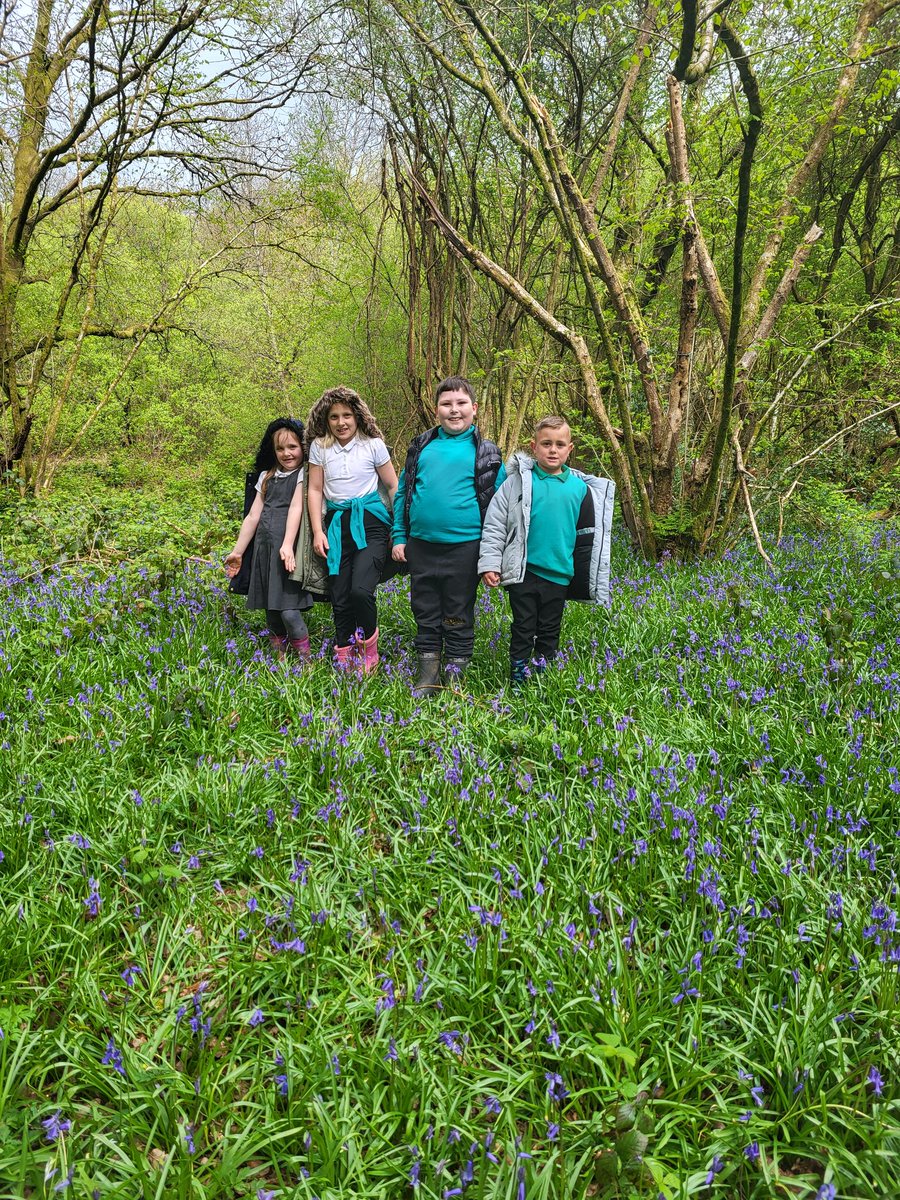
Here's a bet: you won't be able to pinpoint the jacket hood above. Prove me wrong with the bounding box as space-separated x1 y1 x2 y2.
507 450 534 477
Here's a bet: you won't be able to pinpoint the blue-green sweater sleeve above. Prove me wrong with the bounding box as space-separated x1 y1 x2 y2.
392 469 408 544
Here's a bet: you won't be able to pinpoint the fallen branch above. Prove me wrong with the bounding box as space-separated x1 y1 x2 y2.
733 431 773 569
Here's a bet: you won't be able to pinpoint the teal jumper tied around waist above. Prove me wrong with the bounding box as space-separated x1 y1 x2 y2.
325 494 391 576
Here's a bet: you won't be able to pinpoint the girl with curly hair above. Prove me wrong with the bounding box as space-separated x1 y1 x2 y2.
305 386 397 673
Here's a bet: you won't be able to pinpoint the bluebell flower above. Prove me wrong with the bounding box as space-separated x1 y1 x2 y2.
83 877 102 917
704 1154 724 1185
545 1072 569 1105
102 1037 126 1077
42 1111 71 1141
53 1166 75 1192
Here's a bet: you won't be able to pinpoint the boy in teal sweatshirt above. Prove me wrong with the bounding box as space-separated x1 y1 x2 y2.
392 376 505 693
478 416 615 687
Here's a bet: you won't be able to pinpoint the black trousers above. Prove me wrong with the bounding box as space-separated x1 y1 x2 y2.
507 570 568 662
327 509 388 645
408 537 480 658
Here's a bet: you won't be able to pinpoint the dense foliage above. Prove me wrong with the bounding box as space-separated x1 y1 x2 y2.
2 0 898 553
1 493 898 1197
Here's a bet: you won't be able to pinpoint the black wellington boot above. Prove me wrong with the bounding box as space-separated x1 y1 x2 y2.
443 657 470 691
414 653 442 696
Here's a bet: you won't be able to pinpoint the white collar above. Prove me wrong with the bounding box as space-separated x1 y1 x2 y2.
333 435 360 452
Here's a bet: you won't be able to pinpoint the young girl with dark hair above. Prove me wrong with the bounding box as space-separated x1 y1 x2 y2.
225 418 313 659
304 386 397 673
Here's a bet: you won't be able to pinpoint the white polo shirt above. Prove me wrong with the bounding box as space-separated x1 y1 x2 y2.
308 435 390 502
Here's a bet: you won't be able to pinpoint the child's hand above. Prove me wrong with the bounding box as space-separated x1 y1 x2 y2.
481 571 500 588
224 552 242 578
280 545 295 573
313 532 329 558
391 543 407 564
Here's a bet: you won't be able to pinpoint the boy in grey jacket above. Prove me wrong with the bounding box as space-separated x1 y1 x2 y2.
478 416 615 687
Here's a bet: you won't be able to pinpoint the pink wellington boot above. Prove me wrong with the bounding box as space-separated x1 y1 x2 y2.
361 628 380 675
334 643 353 670
269 633 288 660
289 635 311 661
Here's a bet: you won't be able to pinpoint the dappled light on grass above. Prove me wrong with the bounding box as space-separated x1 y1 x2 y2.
0 530 898 1197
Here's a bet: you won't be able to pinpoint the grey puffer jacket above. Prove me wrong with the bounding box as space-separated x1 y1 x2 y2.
477 452 616 604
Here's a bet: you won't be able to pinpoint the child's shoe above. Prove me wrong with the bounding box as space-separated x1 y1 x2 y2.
289 635 311 661
361 628 380 675
510 658 529 689
334 643 353 670
414 653 441 696
443 657 470 691
269 633 288 660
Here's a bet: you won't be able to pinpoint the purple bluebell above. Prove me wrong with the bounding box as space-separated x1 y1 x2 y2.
101 1037 126 1077
42 1111 71 1141
704 1154 724 1185
83 878 101 917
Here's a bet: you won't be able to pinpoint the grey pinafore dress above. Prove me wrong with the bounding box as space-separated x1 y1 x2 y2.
247 469 313 612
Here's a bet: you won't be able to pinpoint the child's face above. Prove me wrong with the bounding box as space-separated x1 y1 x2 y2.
531 425 574 474
327 403 358 446
274 431 303 471
436 389 477 435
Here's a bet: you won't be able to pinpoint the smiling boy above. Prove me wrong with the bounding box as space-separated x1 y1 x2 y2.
392 376 505 693
478 415 615 687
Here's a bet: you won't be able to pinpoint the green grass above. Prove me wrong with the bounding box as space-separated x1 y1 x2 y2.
0 502 898 1199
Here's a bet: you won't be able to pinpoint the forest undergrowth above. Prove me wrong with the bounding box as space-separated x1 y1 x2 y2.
0 489 898 1199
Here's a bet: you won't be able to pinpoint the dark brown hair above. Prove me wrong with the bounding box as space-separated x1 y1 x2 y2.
434 376 476 405
253 417 305 500
306 386 384 446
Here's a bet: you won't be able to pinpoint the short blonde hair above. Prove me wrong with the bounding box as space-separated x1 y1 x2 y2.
533 415 571 437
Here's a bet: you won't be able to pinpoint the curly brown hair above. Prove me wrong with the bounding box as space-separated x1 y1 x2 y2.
306 386 384 447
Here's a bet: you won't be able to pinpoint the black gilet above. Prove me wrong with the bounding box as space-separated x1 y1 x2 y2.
402 426 502 535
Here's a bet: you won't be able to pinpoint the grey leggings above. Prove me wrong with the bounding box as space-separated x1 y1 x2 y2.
267 608 309 641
